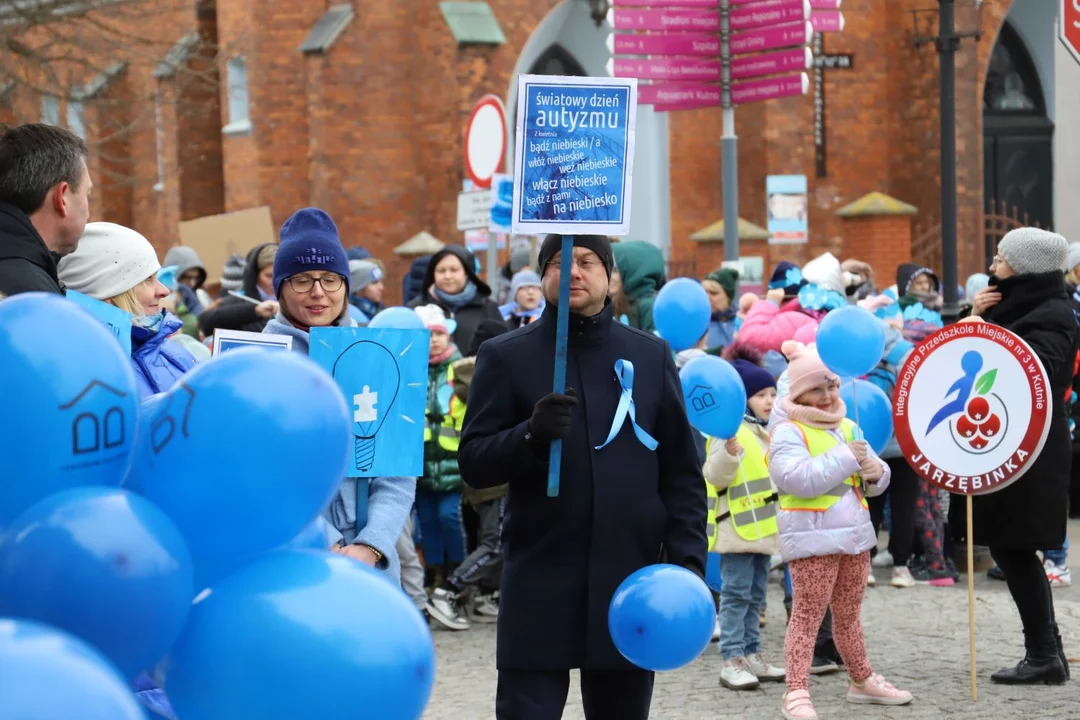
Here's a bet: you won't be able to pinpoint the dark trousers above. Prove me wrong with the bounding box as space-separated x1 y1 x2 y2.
991 547 1060 659
868 458 919 566
495 668 654 720
448 497 505 593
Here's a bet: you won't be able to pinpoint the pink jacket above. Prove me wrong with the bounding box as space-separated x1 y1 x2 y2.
739 299 819 354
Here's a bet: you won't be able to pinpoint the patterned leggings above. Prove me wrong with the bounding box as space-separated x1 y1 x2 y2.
914 479 947 571
785 552 874 691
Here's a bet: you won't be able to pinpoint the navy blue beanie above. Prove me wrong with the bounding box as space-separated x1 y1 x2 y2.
768 260 806 298
731 359 776 400
273 208 351 296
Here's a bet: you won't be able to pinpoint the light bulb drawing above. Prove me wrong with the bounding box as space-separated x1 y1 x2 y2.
331 341 400 472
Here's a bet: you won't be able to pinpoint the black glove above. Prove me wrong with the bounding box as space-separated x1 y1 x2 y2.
426 412 445 425
527 388 579 445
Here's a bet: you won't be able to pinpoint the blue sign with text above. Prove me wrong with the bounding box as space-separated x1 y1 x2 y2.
309 327 428 478
512 75 638 235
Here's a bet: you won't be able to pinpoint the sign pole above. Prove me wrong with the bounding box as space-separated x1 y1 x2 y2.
547 237 574 497
967 492 977 702
720 0 739 263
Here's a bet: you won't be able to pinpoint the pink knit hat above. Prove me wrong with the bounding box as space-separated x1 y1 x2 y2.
781 340 839 400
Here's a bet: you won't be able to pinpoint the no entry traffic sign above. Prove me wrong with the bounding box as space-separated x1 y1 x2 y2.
464 95 507 189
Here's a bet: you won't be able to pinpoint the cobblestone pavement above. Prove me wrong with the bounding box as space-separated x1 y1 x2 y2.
424 523 1080 719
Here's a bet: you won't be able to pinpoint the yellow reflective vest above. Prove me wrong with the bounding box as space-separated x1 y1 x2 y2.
423 364 466 452
776 418 868 512
707 425 779 543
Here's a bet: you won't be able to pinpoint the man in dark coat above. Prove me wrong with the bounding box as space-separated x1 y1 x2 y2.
0 124 92 296
458 234 707 719
965 227 1078 685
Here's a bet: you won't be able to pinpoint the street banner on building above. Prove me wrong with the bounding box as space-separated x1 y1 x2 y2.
512 74 637 235
765 175 808 244
309 327 429 478
67 290 132 356
893 322 1052 495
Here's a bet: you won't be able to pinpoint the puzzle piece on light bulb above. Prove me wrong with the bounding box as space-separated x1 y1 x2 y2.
353 385 378 423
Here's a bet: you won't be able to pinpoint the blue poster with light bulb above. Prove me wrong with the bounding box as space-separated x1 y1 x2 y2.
309 327 429 478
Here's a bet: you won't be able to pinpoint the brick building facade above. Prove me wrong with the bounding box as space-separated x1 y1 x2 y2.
2 0 1051 303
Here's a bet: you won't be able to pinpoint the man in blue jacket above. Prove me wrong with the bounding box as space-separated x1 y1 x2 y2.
459 234 707 720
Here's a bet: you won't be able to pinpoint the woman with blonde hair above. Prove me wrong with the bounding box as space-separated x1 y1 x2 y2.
58 222 195 398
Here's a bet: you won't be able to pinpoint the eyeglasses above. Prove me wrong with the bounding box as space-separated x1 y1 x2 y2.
287 273 345 293
545 256 603 273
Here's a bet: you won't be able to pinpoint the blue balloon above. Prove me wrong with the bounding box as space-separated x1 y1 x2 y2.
285 516 333 550
816 306 886 379
137 348 351 586
168 551 435 720
0 293 139 528
653 278 711 352
122 393 171 494
0 488 193 679
0 618 146 719
608 563 715 671
839 379 894 455
679 355 746 439
369 306 426 330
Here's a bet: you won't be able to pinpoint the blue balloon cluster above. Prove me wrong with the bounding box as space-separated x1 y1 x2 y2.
839 379 894 455
679 355 746 440
609 564 715 671
653 278 711 352
0 293 436 718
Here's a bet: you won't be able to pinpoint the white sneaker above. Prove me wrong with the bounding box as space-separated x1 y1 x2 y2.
890 566 916 588
1045 559 1072 588
711 617 721 642
472 592 499 623
866 569 877 587
426 588 470 631
719 657 760 690
746 652 786 682
872 550 894 568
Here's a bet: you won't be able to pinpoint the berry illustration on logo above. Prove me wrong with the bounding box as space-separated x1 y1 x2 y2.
926 350 1007 454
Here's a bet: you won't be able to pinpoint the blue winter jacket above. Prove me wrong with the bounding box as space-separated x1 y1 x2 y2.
131 312 196 399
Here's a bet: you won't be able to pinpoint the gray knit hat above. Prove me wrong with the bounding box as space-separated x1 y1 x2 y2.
220 252 246 292
997 228 1069 276
349 259 383 291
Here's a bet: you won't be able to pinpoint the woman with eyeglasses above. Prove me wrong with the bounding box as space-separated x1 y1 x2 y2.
962 228 1077 686
263 208 414 589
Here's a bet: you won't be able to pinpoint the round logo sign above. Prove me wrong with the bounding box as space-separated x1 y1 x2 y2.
464 95 507 189
893 321 1051 495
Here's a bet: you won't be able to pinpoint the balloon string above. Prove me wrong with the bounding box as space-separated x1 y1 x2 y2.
850 379 867 496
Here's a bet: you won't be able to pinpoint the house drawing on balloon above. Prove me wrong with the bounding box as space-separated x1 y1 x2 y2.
685 385 719 415
58 379 129 456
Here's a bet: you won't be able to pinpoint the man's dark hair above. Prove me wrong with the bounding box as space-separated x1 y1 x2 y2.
0 123 89 216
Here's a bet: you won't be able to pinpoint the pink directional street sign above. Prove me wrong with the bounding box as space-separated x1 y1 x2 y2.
613 9 719 32
612 0 718 5
613 32 720 56
730 46 813 80
729 21 813 54
613 58 721 81
810 10 844 32
731 72 809 105
809 0 841 8
639 84 721 111
730 0 809 32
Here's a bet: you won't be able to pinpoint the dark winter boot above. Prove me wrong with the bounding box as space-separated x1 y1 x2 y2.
991 656 1067 685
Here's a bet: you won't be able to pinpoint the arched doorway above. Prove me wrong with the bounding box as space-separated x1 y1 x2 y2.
982 21 1054 264
528 44 587 77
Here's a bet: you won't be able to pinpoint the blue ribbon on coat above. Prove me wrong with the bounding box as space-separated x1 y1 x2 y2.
595 359 659 452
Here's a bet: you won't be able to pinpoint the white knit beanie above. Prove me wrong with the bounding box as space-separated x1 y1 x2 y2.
997 227 1069 276
58 222 161 300
801 252 844 295
1067 243 1080 273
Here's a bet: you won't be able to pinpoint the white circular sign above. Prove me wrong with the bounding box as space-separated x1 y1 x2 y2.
893 322 1052 495
464 96 506 189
